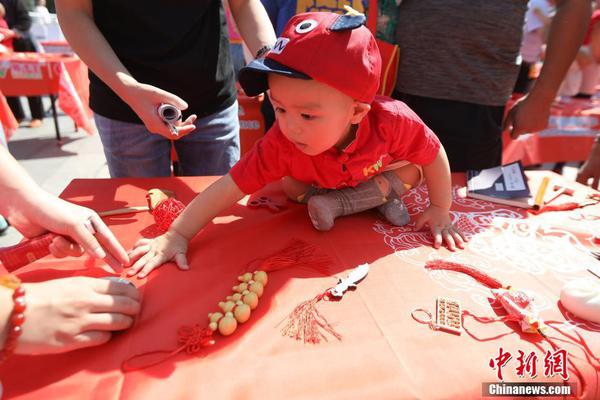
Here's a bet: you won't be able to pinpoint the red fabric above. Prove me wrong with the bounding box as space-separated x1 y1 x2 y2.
583 10 600 45
1 172 599 399
503 97 598 166
0 53 95 135
230 96 441 193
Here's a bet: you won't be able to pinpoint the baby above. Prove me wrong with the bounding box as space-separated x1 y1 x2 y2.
128 12 466 278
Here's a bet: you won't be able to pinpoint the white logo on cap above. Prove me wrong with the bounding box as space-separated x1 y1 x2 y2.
270 37 289 55
295 19 318 34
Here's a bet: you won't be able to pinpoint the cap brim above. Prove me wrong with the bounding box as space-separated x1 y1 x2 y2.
238 58 310 97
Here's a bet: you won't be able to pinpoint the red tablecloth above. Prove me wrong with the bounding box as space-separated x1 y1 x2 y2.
0 52 94 135
503 97 598 166
0 173 599 399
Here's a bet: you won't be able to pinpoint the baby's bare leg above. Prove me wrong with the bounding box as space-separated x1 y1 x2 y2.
376 164 423 226
281 177 328 203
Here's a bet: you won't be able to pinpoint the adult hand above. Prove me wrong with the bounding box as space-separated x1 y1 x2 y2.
415 205 467 251
15 277 140 355
127 230 189 279
577 142 600 189
503 94 552 139
10 192 129 271
120 81 197 139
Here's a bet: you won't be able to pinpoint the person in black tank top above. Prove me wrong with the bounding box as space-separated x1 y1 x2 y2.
56 0 276 177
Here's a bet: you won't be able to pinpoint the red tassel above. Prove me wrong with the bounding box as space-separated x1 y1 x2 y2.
425 260 506 289
152 198 186 232
280 291 342 344
247 239 332 275
122 325 214 372
528 202 581 215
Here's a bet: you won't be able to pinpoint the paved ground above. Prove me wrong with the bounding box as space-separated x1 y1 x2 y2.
1 98 109 246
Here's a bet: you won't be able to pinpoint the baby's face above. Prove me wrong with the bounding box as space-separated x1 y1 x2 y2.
268 74 357 156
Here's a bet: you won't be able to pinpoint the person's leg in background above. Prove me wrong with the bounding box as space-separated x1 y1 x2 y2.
6 97 25 123
392 92 504 172
13 37 45 127
94 113 173 177
174 101 240 176
26 96 45 127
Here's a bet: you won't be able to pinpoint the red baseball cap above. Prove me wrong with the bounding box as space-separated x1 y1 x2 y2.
239 12 382 104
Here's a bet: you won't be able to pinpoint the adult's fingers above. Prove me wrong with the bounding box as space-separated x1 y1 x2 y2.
93 279 140 301
71 331 112 349
155 89 188 111
90 215 129 266
50 236 84 258
576 170 590 185
71 220 106 260
82 313 135 332
452 230 466 249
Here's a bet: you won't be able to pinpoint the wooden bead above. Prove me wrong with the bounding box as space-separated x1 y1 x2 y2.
225 311 234 318
235 300 244 306
238 272 253 282
253 271 268 286
208 322 218 331
226 295 233 301
231 293 242 302
218 316 238 336
249 281 264 298
242 290 250 296
209 312 224 323
243 292 259 310
234 303 251 323
219 301 235 313
233 283 248 293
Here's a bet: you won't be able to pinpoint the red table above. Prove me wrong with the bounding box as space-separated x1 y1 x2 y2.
0 173 599 399
503 97 599 166
0 52 94 140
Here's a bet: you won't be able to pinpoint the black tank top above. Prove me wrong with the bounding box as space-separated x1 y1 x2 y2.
89 0 236 123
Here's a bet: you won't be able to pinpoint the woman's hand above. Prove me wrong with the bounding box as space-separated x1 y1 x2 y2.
10 192 129 271
415 205 467 251
120 81 197 139
127 230 190 279
13 277 140 355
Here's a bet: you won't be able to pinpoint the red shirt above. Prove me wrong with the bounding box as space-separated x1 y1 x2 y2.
229 96 441 194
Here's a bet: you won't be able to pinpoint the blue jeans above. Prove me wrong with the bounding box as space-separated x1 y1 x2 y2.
94 101 240 177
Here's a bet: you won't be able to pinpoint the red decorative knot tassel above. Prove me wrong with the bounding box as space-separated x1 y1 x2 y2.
425 260 506 289
0 274 26 363
249 239 332 275
152 198 185 232
281 291 342 344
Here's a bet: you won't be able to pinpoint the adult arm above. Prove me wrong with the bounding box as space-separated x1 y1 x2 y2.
0 146 129 269
55 0 196 138
505 0 592 138
228 0 277 57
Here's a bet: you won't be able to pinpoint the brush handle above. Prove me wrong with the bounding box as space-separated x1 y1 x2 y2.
0 232 55 272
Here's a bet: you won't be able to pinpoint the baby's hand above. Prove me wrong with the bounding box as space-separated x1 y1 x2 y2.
415 205 467 251
127 230 190 278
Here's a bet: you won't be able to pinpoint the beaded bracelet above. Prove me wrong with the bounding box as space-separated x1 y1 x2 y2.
0 274 26 363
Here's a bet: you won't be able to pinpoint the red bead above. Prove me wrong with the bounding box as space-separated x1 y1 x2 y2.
10 313 25 327
12 297 26 313
12 287 25 299
10 325 22 337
